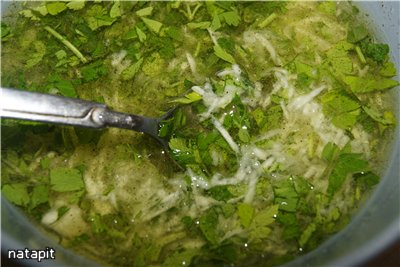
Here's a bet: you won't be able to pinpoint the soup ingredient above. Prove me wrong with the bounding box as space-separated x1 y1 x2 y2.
1 1 398 267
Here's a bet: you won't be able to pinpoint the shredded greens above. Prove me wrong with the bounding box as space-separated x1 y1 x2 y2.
1 1 398 267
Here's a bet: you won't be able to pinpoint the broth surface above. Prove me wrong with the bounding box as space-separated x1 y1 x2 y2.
1 1 398 266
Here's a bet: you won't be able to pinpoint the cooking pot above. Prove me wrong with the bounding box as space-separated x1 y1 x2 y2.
1 1 399 267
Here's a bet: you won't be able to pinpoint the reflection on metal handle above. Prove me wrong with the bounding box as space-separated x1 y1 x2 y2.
0 88 144 131
1 87 106 128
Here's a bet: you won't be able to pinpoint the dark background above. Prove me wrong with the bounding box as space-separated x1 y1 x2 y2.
363 240 400 267
2 239 399 267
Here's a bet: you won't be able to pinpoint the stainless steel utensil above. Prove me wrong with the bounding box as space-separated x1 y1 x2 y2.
0 87 174 147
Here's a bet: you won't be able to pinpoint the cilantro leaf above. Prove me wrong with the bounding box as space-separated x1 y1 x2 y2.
50 167 85 192
199 208 220 245
217 37 235 54
296 73 313 91
19 10 40 21
253 205 278 229
169 138 196 165
210 13 222 31
347 25 368 43
166 27 183 42
360 42 389 64
85 5 117 31
110 1 121 18
243 2 286 22
321 91 360 129
318 2 336 15
25 41 46 69
343 75 399 93
136 26 147 42
46 2 67 16
206 1 225 17
221 11 240 26
355 171 380 189
273 179 298 213
327 153 369 196
248 204 279 242
40 157 51 169
1 22 11 39
262 105 283 131
136 7 153 17
58 206 70 219
187 21 211 30
321 142 340 162
30 185 49 209
141 17 163 34
207 186 234 202
332 109 360 129
238 128 250 143
70 234 90 246
121 57 143 81
362 106 396 126
379 62 397 77
197 131 219 150
158 109 187 138
171 92 202 104
47 75 77 97
295 61 313 76
222 95 252 133
250 107 266 128
215 2 234 11
142 52 166 75
163 249 199 267
2 183 30 206
299 223 317 247
33 5 48 16
89 213 107 234
55 49 67 60
66 1 85 11
326 42 354 74
277 212 300 240
157 37 175 59
81 61 108 83
213 44 235 64
237 203 254 228
211 244 237 262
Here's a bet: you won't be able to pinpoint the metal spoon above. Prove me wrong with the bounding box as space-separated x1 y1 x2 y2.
0 87 175 148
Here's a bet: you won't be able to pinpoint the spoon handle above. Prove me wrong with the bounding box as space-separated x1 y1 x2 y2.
0 87 148 132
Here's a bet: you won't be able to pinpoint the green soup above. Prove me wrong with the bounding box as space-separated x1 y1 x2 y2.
1 1 398 266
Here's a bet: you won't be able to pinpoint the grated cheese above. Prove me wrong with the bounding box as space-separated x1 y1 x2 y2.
254 33 282 66
185 61 357 208
186 52 197 75
217 64 242 81
192 79 242 120
243 31 283 66
110 50 131 75
211 115 240 154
